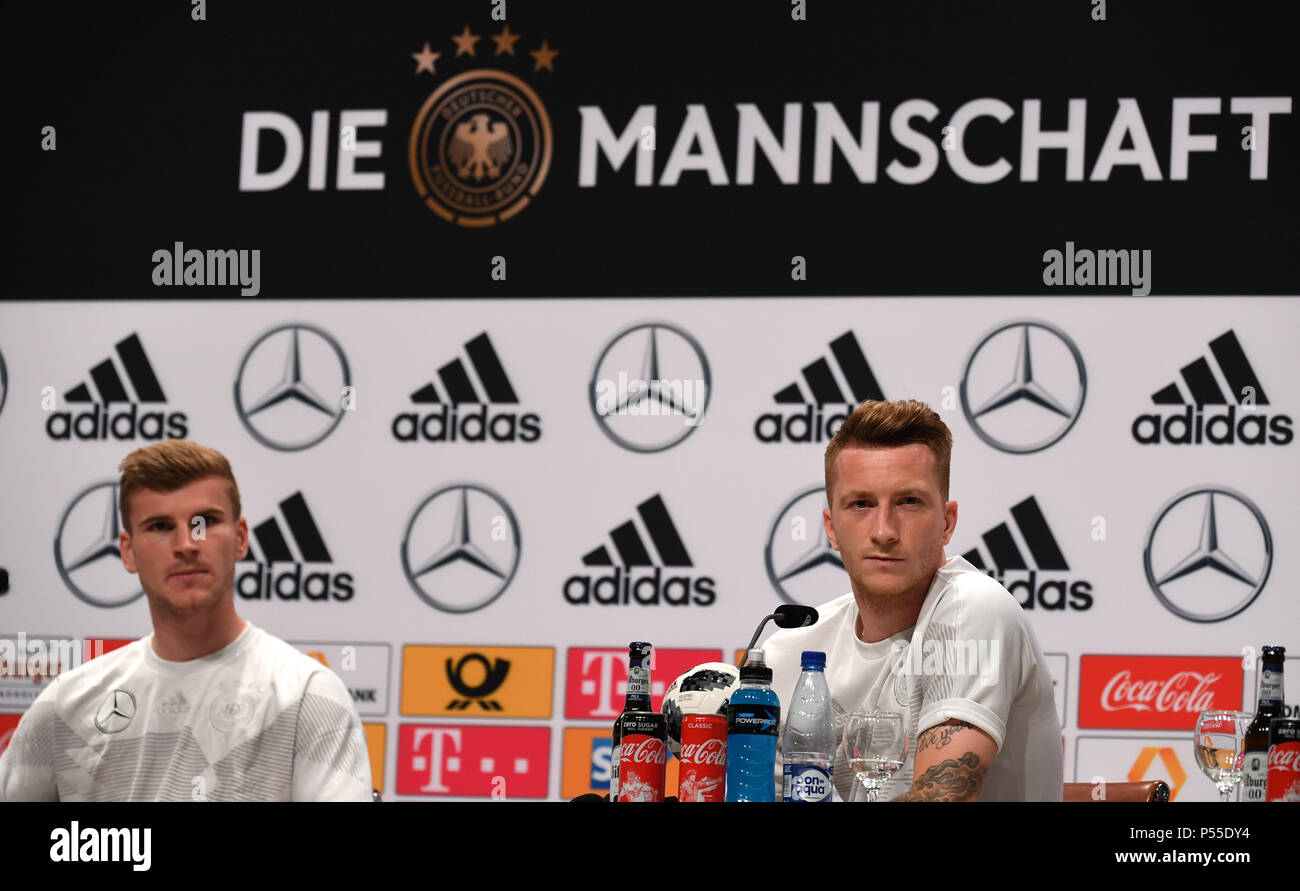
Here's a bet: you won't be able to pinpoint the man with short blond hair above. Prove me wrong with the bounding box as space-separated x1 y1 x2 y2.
764 399 1062 801
0 440 371 801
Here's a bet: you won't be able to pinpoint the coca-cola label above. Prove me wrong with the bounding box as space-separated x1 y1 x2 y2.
680 738 727 765
1078 655 1242 730
617 734 666 802
1265 739 1300 802
679 716 727 802
783 764 831 802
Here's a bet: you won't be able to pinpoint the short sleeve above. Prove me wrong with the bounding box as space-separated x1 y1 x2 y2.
291 669 373 802
0 684 61 801
912 587 1031 753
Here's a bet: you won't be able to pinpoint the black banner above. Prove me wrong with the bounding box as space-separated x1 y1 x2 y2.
8 0 1298 298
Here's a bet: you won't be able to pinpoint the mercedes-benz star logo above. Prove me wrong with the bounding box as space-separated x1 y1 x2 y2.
1143 486 1272 623
54 480 143 608
589 321 711 453
401 483 520 613
94 689 137 734
765 485 848 605
960 320 1086 454
234 323 351 452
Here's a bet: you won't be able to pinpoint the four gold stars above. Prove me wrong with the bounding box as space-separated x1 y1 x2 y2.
491 24 522 56
412 28 558 74
451 25 481 57
411 42 440 74
529 39 558 72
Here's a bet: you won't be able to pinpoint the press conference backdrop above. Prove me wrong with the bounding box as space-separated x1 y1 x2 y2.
2 0 1297 801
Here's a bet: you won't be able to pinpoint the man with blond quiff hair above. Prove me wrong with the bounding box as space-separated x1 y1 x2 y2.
0 440 371 801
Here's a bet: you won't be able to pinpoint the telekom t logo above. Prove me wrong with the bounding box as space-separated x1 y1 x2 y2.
581 650 631 718
397 724 551 798
411 727 462 793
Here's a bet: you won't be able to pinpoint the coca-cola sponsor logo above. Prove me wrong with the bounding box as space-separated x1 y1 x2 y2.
623 736 667 765
1101 670 1220 714
680 737 726 766
1078 655 1242 731
1268 745 1300 772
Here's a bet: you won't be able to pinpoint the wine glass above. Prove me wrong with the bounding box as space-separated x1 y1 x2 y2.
842 709 908 802
1194 710 1250 803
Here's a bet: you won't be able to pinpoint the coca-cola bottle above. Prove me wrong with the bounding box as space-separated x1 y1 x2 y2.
1243 645 1285 802
614 641 667 802
1265 717 1300 801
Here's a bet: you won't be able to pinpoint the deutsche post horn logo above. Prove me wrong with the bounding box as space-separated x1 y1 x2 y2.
409 69 553 226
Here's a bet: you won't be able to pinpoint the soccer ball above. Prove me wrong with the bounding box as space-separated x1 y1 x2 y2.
660 662 741 756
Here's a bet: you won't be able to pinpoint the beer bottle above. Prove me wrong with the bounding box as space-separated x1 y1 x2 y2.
614 641 667 802
1243 645 1285 802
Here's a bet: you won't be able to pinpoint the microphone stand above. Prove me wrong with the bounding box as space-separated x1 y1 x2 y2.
738 614 779 667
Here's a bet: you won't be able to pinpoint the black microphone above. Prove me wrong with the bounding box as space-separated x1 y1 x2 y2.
738 604 819 666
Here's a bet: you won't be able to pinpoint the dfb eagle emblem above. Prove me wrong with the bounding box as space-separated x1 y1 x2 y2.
449 112 513 181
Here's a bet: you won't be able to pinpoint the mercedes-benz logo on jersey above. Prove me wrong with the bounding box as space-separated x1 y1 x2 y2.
54 481 144 608
764 486 848 605
1143 486 1272 623
589 321 711 453
234 323 350 451
960 320 1086 454
94 689 137 734
401 483 520 613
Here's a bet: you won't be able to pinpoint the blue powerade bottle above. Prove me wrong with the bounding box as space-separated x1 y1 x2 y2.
726 648 781 801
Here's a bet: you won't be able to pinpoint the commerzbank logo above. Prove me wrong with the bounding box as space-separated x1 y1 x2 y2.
238 24 557 227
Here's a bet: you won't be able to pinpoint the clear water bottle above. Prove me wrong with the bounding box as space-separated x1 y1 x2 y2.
726 648 781 802
782 651 834 802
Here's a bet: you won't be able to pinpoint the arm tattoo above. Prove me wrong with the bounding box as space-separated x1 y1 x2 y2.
891 751 988 802
914 720 974 755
